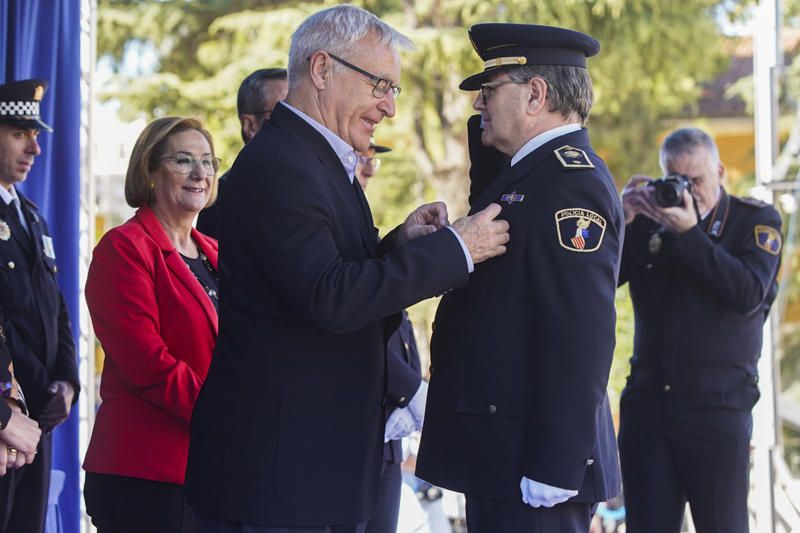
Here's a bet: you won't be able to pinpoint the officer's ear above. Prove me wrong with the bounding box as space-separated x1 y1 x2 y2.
717 161 725 183
527 77 548 115
308 51 332 90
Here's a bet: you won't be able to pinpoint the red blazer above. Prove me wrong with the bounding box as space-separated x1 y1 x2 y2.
83 206 218 485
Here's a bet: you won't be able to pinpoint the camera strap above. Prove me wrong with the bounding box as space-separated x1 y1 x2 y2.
702 187 730 239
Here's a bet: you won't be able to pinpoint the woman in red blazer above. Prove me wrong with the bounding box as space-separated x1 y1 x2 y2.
84 117 221 533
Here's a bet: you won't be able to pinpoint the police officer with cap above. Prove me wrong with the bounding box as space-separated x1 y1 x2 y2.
0 79 79 532
617 128 782 532
416 23 622 532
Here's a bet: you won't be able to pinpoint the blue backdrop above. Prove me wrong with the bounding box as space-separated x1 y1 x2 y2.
0 1 83 532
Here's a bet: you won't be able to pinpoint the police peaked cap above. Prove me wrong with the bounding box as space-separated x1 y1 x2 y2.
0 79 52 132
460 23 600 90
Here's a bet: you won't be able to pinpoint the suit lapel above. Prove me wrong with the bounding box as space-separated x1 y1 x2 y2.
469 129 591 214
136 207 219 335
271 104 378 256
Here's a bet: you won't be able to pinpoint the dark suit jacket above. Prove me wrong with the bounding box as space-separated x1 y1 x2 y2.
196 170 229 239
384 310 422 463
0 191 78 420
185 102 469 527
417 119 622 503
83 206 218 485
0 307 26 426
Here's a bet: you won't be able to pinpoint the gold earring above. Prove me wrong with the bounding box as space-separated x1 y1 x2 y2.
149 181 155 189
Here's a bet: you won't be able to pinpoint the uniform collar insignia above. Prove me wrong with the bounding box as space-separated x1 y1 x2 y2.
554 145 594 169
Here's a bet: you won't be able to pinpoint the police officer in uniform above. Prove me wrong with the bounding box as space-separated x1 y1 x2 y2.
617 127 782 533
0 79 80 532
416 23 622 533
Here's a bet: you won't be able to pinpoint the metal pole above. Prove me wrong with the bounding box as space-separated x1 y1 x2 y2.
751 0 781 530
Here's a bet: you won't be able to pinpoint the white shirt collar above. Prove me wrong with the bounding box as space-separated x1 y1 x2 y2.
510 123 582 167
281 102 359 182
0 184 20 207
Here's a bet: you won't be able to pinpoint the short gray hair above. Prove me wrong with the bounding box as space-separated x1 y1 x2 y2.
288 5 413 90
659 127 720 172
507 65 594 124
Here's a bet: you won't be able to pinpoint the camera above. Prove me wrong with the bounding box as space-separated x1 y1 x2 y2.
650 174 692 207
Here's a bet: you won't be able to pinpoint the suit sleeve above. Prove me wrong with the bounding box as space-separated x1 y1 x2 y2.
0 329 25 426
234 154 470 335
669 206 782 314
1 319 51 417
85 231 203 426
467 114 508 207
386 316 421 409
51 291 79 401
523 172 622 490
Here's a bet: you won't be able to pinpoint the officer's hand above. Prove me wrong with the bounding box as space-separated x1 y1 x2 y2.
397 202 450 246
519 476 578 508
621 175 653 224
38 381 75 431
452 203 510 264
384 407 416 442
639 189 697 234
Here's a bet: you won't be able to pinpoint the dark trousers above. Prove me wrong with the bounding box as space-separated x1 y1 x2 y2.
465 494 592 533
618 389 752 533
195 513 366 533
84 472 196 533
0 431 51 533
364 460 402 533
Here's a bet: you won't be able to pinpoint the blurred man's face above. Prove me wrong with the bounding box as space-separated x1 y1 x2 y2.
240 78 289 143
663 146 723 216
0 124 41 190
356 147 379 189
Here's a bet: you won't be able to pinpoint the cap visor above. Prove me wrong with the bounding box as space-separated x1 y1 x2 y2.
0 118 52 132
459 71 490 91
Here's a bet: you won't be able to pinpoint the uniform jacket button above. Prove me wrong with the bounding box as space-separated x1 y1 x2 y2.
488 404 497 414
7 261 14 269
663 384 671 392
586 458 594 466
399 396 407 404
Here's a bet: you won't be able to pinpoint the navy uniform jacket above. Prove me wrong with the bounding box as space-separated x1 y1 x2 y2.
0 191 78 419
385 311 422 463
0 308 27 427
619 188 782 402
185 103 469 527
417 119 622 502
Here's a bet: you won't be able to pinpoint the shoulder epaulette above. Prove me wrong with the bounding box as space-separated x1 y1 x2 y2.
554 145 594 169
736 196 769 209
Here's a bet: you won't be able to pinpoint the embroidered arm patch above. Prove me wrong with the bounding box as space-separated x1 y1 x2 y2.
754 225 781 255
555 208 606 252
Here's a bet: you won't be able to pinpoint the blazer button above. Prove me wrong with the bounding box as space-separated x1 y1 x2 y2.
7 261 14 269
399 396 407 404
488 404 497 414
586 458 594 466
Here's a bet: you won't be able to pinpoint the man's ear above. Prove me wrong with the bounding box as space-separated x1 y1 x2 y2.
239 114 258 142
718 161 726 183
527 77 548 115
308 51 331 90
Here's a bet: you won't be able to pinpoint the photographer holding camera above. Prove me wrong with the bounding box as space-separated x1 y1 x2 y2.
617 127 782 533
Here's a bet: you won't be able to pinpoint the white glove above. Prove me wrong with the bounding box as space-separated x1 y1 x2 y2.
519 476 578 508
407 380 428 428
384 407 416 442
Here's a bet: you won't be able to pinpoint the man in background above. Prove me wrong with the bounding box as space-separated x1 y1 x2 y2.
617 127 782 532
196 68 288 237
0 79 79 533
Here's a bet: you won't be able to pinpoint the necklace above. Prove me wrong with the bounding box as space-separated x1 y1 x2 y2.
181 238 219 305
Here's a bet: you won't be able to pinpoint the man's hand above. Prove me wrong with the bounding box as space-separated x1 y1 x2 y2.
621 175 653 225
451 203 510 264
0 401 41 475
384 407 415 442
637 189 698 234
397 202 450 246
520 476 578 508
38 381 75 431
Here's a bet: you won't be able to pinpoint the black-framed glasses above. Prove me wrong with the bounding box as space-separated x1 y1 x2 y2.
479 79 529 105
327 53 401 98
159 155 221 176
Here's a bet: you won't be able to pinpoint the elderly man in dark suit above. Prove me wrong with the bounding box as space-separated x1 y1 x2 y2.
185 5 509 533
0 79 80 533
416 23 623 533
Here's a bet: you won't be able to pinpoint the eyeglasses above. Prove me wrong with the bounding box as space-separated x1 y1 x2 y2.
479 79 529 105
358 155 382 170
327 53 401 99
242 107 276 119
159 155 221 176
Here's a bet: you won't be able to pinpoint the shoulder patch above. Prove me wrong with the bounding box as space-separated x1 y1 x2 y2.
554 145 594 169
738 196 769 208
555 208 606 252
754 225 782 255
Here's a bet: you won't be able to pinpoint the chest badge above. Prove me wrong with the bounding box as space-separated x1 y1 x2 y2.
754 225 781 255
554 145 594 169
555 208 606 252
0 220 10 241
42 235 56 259
648 232 663 255
500 191 525 205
